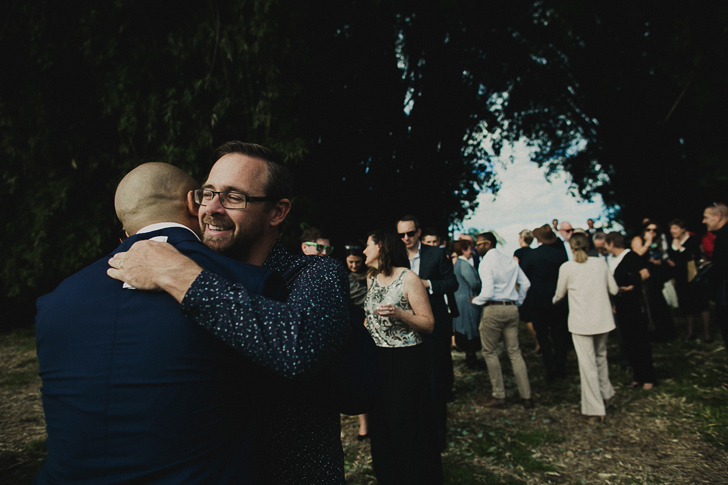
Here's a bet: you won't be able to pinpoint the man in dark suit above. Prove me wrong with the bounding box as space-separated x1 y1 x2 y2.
703 203 728 351
520 225 569 381
397 215 458 450
35 163 281 483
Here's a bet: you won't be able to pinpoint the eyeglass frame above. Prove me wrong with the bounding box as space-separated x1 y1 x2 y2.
398 230 417 238
303 241 335 254
193 189 273 210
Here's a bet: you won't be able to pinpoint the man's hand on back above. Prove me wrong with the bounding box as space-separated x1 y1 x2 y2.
107 240 203 303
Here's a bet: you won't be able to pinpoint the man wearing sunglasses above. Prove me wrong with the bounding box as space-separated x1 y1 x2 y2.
396 214 458 452
558 221 575 261
108 142 352 483
301 227 334 256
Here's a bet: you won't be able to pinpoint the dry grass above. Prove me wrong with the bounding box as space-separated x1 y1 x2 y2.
2 316 728 484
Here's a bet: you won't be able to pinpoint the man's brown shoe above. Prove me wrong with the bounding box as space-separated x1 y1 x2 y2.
521 399 534 410
483 397 506 409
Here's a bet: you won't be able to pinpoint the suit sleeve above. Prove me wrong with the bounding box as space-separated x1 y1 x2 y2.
428 249 458 296
180 259 351 380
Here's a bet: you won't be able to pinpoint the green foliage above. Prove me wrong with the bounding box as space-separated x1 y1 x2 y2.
2 0 727 305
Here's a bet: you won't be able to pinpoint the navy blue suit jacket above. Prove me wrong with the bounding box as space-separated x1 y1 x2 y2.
520 242 568 310
35 227 281 484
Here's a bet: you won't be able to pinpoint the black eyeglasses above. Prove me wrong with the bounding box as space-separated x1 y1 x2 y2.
398 230 417 238
194 189 272 210
646 228 658 232
304 242 334 254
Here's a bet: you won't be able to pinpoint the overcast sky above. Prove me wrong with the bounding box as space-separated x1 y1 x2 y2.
458 140 612 255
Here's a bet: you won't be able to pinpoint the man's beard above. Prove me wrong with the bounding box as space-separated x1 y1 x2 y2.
201 215 256 261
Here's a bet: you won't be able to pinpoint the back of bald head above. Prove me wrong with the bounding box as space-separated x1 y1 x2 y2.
115 162 199 235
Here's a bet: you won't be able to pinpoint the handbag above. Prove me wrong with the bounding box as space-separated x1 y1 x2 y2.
687 259 698 282
692 262 714 287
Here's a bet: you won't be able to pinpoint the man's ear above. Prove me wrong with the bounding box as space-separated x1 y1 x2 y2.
186 190 199 217
270 199 292 228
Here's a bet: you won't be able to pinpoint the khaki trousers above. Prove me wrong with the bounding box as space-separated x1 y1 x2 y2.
479 305 531 400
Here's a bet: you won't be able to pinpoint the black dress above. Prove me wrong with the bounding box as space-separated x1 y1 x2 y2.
638 239 676 342
613 251 657 384
667 235 709 314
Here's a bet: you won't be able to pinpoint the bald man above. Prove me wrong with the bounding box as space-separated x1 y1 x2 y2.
35 163 281 484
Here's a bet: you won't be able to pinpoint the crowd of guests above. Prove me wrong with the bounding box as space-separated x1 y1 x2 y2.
301 204 728 483
33 140 727 484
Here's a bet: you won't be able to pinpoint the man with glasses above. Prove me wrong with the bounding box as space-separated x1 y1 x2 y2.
396 215 458 451
35 163 282 483
301 227 334 256
108 141 352 484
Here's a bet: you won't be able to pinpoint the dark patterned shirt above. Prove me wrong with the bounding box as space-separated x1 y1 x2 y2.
181 242 350 378
181 241 350 484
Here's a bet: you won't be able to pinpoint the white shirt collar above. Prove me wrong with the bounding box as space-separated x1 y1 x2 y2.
135 222 200 241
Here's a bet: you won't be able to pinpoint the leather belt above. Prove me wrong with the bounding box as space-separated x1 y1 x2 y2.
486 301 515 306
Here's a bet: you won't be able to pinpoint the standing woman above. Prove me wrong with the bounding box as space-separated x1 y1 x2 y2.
362 229 441 485
514 229 539 352
553 233 619 423
452 240 482 368
631 220 676 341
666 219 711 341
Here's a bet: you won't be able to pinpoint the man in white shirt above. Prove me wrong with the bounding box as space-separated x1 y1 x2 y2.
472 232 533 409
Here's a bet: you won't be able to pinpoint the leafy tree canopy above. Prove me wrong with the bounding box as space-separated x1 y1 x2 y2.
1 0 726 312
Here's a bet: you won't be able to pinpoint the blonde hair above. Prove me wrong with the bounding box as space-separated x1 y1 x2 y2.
569 232 589 263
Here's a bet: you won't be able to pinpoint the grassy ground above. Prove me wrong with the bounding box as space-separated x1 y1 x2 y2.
2 315 728 484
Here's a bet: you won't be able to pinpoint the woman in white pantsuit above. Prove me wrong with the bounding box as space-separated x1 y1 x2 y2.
553 232 619 423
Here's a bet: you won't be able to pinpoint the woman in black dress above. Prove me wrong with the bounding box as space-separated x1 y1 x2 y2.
631 220 676 342
666 219 711 341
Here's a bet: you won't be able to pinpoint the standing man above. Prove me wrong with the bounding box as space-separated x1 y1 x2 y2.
301 226 334 256
589 232 609 258
421 227 442 247
396 215 458 450
520 225 570 381
472 232 533 409
558 221 575 261
108 142 352 484
703 202 728 349
36 163 281 483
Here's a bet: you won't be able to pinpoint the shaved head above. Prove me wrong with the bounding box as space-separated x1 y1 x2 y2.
115 162 200 235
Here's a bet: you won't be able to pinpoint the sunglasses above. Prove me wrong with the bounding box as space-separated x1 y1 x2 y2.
398 230 417 238
303 241 334 254
646 228 658 232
